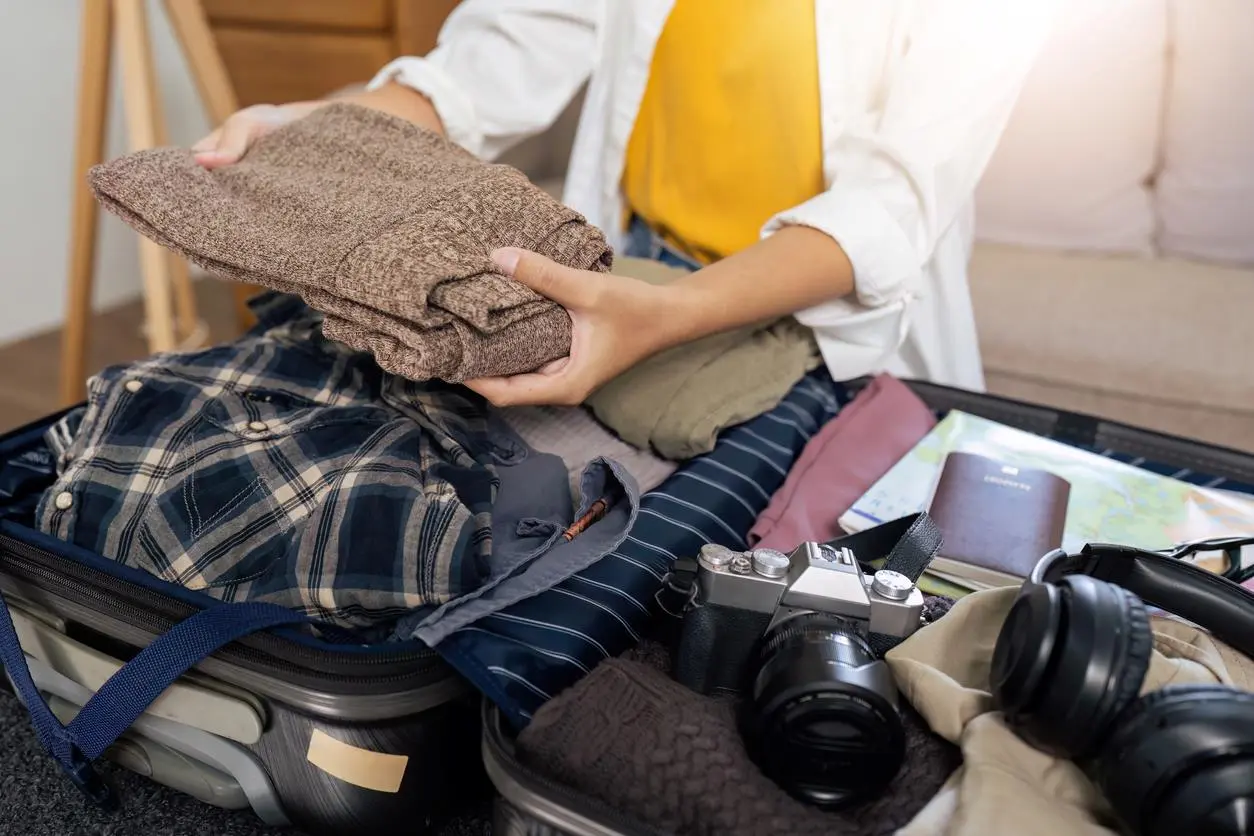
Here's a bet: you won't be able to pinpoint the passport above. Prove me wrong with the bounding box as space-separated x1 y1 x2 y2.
926 451 1072 586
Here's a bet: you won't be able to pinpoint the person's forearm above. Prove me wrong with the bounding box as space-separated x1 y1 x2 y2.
346 82 446 136
659 225 855 345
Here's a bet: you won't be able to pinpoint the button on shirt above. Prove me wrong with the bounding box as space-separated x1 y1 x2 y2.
38 293 638 631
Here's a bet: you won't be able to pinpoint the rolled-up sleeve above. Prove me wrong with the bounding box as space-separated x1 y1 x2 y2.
765 1 1060 312
367 0 603 161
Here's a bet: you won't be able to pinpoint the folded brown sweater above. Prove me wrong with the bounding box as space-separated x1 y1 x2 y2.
88 103 612 381
517 657 961 836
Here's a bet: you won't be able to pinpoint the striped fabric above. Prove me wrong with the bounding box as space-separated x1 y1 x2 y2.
436 370 849 726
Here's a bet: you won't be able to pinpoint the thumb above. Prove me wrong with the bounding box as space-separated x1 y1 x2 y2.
492 248 596 309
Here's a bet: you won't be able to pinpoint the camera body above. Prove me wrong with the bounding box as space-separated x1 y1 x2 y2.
674 541 924 697
674 540 928 808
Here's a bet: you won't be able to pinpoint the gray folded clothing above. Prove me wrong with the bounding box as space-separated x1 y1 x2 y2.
87 102 612 381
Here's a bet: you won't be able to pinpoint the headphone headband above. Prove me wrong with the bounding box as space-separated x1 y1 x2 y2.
1030 541 1254 661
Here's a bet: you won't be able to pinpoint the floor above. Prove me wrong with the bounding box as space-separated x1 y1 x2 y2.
0 281 239 431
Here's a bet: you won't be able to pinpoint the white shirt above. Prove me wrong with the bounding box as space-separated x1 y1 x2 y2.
369 0 1059 390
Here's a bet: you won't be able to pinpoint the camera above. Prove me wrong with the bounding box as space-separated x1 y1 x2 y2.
673 541 925 808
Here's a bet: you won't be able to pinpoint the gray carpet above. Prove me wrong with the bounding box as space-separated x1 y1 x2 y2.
0 689 491 836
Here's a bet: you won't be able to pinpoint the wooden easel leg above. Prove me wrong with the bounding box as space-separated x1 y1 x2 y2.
60 0 115 406
114 0 177 355
164 0 259 335
149 124 199 346
162 0 238 123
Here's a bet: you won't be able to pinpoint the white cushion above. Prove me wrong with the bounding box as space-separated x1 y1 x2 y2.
1156 0 1254 266
973 0 1168 255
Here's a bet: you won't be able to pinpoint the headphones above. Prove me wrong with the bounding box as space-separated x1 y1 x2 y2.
989 536 1254 836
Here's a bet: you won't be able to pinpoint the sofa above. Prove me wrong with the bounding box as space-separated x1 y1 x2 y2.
501 0 1254 453
967 0 1253 454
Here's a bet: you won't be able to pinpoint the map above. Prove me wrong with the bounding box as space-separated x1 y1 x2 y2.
840 411 1254 564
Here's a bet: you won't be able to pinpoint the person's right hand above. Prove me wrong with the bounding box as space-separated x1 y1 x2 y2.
192 101 327 169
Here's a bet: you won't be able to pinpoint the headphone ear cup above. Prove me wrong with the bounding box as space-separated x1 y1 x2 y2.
990 581 1064 737
1080 583 1153 753
992 576 1151 760
1090 685 1254 836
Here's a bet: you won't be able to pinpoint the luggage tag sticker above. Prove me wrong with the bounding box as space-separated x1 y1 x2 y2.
305 729 408 793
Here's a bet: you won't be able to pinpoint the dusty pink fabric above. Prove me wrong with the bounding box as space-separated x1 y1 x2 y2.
748 375 937 551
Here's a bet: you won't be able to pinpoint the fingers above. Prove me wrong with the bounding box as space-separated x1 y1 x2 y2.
492 248 598 310
190 127 221 154
463 361 586 408
193 104 284 168
193 110 263 169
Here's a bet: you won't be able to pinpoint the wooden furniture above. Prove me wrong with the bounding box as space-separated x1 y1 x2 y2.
200 0 460 105
61 0 243 405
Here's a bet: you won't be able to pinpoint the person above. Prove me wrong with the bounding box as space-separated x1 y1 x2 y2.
193 1 1059 408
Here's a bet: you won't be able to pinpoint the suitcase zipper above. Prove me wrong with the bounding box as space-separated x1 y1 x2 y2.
0 532 444 684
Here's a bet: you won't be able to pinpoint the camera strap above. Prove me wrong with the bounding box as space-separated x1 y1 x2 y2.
825 513 943 656
828 512 943 586
654 513 944 654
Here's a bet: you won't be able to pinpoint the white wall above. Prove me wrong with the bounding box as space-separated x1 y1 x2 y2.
0 0 210 346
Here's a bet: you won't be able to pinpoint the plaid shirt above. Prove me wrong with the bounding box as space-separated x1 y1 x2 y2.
38 293 515 628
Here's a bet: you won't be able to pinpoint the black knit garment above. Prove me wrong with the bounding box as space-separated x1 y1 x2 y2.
518 630 960 836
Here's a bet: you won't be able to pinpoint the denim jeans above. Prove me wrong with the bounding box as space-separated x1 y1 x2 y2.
623 216 703 272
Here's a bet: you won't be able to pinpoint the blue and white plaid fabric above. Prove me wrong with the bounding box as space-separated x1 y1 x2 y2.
437 370 849 726
37 293 516 629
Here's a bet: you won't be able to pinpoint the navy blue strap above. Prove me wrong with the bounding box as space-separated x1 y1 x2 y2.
0 589 326 808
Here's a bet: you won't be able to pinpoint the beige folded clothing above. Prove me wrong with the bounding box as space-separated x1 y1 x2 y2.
586 257 821 460
885 588 1254 836
88 102 612 382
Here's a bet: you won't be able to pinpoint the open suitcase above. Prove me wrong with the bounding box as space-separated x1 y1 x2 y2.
480 376 1254 836
0 359 842 833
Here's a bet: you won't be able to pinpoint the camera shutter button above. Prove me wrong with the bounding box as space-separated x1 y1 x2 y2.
751 549 790 578
871 569 914 601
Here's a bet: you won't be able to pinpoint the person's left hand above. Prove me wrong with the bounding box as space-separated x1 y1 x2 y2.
463 248 684 407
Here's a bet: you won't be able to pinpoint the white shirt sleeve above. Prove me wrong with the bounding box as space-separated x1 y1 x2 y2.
367 0 604 161
765 1 1060 312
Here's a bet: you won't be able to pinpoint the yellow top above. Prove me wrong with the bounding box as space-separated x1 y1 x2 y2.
621 0 826 264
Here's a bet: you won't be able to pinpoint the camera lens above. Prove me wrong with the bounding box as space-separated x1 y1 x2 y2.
739 612 905 809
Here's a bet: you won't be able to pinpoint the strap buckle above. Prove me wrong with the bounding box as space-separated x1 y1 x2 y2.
655 556 700 619
63 745 117 810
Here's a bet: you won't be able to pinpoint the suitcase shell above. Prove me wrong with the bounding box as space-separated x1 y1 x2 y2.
480 377 1254 836
0 410 490 835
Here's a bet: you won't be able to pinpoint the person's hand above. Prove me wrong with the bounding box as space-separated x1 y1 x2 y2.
191 83 445 169
192 101 327 169
463 249 687 407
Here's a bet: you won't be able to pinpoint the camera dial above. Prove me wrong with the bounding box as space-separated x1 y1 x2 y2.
871 569 914 601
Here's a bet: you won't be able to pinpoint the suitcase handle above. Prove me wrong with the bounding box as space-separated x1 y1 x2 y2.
0 590 322 810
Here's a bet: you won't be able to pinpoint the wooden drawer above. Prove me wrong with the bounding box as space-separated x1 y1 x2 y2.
201 0 391 32
213 27 394 105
